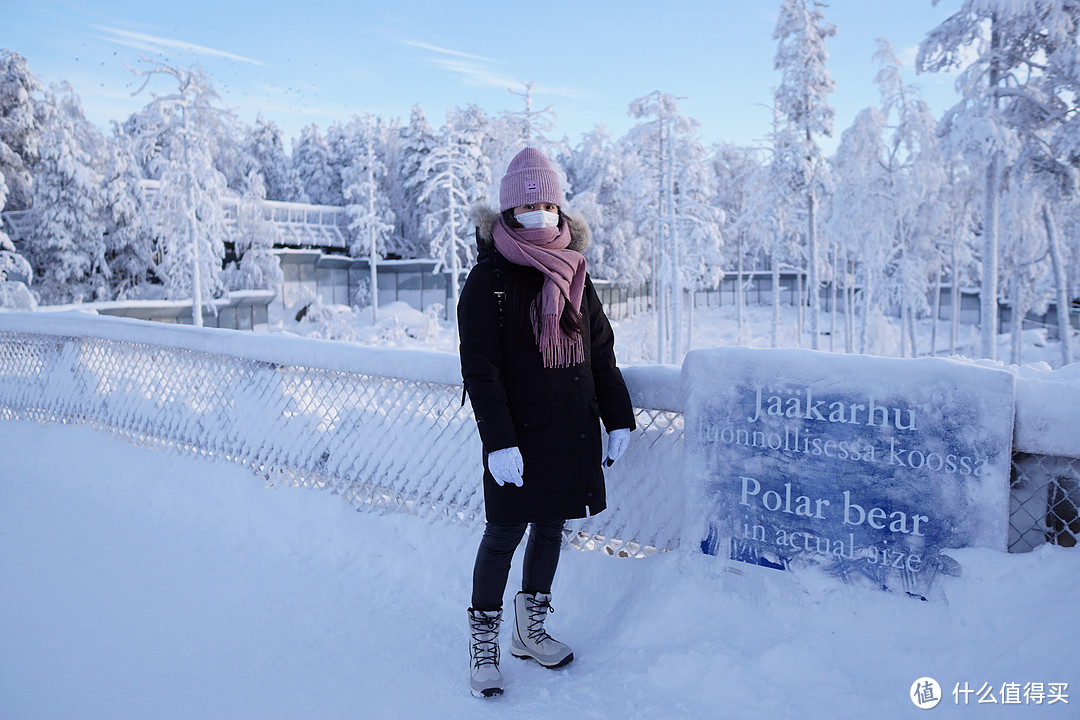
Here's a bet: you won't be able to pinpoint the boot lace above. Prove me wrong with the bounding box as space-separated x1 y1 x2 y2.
524 595 556 644
470 613 500 669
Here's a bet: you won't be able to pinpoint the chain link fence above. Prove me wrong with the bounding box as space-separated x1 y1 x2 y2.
0 324 683 558
0 317 1076 556
1010 453 1080 552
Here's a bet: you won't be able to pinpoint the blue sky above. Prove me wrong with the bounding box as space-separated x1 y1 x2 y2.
8 0 964 154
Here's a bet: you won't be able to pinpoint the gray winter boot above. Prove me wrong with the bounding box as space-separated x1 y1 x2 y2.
510 591 574 668
468 608 504 698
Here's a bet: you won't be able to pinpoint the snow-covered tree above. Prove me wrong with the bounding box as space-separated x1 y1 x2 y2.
504 82 558 149
325 120 358 208
999 4 1080 366
0 172 35 309
712 144 767 339
413 109 490 333
292 123 335 205
998 173 1051 364
918 0 1080 360
127 59 231 325
772 0 837 350
445 104 496 202
565 125 636 283
228 170 283 292
27 82 108 304
764 112 809 349
828 106 892 355
0 50 43 211
394 106 439 256
342 114 396 318
99 128 153 300
627 91 718 362
244 115 303 202
492 82 571 205
937 157 980 356
874 40 947 359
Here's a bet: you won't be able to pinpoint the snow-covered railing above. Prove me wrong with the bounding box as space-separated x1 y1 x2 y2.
0 312 682 557
0 312 1076 555
1008 369 1080 551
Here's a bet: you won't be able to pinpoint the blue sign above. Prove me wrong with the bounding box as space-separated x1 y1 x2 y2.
683 348 1014 600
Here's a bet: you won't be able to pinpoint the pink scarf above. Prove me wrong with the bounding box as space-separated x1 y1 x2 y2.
492 216 587 368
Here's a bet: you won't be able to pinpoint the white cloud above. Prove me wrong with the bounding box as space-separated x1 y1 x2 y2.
93 26 268 66
432 58 520 90
404 38 586 100
403 41 498 65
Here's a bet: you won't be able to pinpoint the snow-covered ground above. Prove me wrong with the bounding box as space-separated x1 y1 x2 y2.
3 300 1078 718
275 297 1078 371
2 419 1078 719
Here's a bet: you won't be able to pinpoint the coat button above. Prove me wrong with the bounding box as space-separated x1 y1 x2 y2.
523 422 529 428
579 433 586 439
572 376 579 382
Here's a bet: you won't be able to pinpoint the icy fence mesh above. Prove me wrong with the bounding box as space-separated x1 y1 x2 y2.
1010 453 1080 552
0 330 683 558
2 327 1074 555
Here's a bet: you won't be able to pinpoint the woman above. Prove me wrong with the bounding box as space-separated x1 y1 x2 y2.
458 147 635 698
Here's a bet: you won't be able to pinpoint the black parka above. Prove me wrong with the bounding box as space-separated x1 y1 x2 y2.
458 207 636 524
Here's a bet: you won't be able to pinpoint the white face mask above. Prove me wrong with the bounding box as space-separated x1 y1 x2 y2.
515 210 560 229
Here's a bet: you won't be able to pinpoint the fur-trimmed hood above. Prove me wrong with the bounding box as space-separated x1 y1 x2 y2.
470 204 591 255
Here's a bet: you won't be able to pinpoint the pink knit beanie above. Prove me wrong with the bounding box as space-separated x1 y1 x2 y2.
499 147 564 212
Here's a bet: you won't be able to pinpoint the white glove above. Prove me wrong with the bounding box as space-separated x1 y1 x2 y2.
488 446 524 487
606 428 630 466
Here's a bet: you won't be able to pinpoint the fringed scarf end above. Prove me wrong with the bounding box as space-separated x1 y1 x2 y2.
535 313 585 369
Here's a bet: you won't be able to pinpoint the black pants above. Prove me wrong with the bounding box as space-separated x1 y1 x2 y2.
471 520 565 611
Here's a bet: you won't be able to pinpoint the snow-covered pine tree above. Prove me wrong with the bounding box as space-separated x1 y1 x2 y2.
342 114 396 319
27 82 108 304
414 108 490 334
504 82 556 150
445 104 496 207
772 0 837 351
0 171 35 309
0 50 44 212
244 115 303 202
325 120 358 208
213 116 253 194
127 59 231 325
99 126 153 300
394 106 439 257
492 82 572 206
764 116 808 349
229 170 283 292
565 126 628 283
292 123 335 205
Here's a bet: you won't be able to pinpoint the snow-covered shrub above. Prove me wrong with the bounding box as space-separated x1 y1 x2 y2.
290 286 364 342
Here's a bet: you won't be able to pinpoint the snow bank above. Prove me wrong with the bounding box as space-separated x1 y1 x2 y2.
2 420 1077 720
0 310 462 386
1012 361 1080 458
